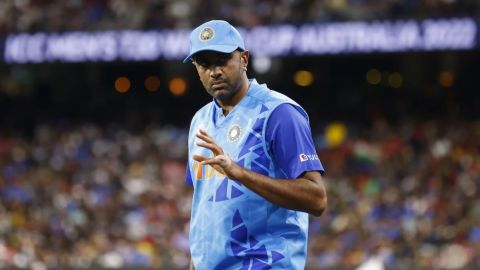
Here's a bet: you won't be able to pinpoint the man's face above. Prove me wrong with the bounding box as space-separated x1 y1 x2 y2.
192 50 248 103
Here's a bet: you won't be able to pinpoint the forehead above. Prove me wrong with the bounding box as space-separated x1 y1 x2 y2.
193 50 236 62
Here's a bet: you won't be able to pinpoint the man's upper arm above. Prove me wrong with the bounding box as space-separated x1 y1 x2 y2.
266 103 324 179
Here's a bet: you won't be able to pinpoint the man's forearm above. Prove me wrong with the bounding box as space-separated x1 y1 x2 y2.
193 130 327 216
228 163 327 216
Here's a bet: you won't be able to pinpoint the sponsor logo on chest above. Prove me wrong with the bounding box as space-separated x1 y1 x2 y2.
192 161 225 180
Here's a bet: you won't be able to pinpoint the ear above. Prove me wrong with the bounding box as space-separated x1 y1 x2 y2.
191 60 202 72
240 50 249 68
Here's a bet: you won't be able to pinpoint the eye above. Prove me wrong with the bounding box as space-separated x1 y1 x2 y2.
217 55 231 65
195 61 208 69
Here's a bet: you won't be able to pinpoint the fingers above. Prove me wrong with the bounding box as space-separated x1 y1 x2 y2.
196 129 223 155
196 141 215 150
203 155 232 168
196 129 214 143
193 155 227 174
193 153 231 176
193 154 231 167
196 142 223 155
200 158 220 165
200 158 227 175
196 133 212 143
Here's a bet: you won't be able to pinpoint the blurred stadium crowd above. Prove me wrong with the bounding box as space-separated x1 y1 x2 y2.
0 0 479 34
0 119 479 269
0 124 192 269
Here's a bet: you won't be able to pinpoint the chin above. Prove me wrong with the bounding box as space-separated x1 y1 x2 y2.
215 93 231 102
212 89 227 96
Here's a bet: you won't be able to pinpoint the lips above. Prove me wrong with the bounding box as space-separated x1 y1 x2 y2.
211 80 226 90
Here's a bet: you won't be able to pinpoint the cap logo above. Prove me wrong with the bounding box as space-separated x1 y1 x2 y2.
199 27 215 41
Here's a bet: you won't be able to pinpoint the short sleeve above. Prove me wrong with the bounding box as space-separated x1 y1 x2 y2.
266 103 324 179
185 163 193 186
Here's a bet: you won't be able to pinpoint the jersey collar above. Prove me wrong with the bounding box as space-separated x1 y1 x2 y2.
212 79 257 126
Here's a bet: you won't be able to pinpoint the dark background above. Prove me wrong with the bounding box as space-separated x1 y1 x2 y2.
1 50 479 131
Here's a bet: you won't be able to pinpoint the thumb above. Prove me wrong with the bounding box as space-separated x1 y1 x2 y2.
193 155 208 162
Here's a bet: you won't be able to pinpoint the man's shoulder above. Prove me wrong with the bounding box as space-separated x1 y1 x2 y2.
248 85 306 121
193 101 214 117
249 81 309 124
250 81 298 106
189 101 214 127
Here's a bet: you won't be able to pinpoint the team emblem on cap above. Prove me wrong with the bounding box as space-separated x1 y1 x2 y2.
227 125 242 143
199 27 215 41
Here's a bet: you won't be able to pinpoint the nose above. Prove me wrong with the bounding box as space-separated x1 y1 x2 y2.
209 65 222 78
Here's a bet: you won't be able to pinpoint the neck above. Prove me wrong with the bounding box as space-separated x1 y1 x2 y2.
218 75 250 116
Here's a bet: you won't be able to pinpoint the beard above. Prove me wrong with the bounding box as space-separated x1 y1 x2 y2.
206 78 241 103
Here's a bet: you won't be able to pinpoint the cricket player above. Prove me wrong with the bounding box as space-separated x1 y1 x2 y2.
184 20 327 269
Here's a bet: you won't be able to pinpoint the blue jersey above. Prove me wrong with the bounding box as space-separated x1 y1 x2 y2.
186 79 324 269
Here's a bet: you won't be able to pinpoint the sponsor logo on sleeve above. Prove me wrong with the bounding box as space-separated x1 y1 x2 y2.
299 153 319 162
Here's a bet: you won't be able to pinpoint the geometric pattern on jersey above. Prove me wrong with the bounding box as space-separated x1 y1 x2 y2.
238 104 272 177
208 178 244 202
230 210 285 269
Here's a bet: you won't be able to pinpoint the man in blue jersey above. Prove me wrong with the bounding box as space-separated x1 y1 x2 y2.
183 20 327 270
